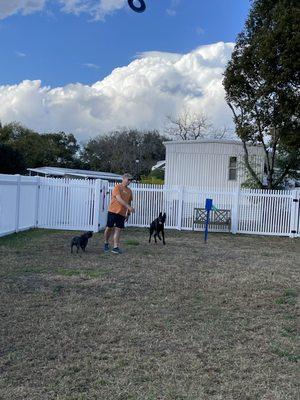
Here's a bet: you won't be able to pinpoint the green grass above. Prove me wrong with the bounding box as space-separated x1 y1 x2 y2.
271 347 299 363
56 267 111 278
0 229 61 248
281 325 297 338
124 239 140 246
275 289 298 305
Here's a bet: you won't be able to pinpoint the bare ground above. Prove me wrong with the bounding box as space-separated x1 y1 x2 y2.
0 228 299 400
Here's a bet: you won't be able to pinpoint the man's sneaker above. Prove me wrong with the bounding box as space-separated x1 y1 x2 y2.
111 247 123 254
104 243 110 253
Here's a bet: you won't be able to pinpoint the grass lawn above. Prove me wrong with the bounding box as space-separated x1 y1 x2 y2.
0 228 299 400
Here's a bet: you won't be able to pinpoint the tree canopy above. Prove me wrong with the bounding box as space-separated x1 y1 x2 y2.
0 144 26 175
81 129 167 178
0 122 80 172
223 0 300 188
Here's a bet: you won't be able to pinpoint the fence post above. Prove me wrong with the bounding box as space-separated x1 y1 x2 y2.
34 176 40 228
93 179 102 233
231 188 240 234
15 174 21 233
177 186 184 230
289 189 299 238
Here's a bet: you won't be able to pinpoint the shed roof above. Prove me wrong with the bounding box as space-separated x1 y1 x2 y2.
27 167 122 181
163 139 262 146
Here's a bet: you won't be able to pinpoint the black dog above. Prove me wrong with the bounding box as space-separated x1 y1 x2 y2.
149 212 166 245
71 231 93 253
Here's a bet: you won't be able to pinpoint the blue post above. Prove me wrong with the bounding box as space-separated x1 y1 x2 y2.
204 199 213 243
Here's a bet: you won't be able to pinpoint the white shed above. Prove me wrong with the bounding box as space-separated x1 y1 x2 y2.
164 139 265 190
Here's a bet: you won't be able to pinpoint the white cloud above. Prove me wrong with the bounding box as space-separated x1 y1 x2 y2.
0 42 235 142
0 0 46 19
59 0 126 20
15 51 27 57
0 0 127 20
196 26 205 35
166 0 180 17
83 63 100 69
166 9 176 17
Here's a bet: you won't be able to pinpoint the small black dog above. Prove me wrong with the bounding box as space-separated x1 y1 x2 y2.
149 212 166 245
71 231 93 253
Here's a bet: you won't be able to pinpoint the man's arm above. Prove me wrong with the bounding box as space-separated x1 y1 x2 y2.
115 195 135 213
125 200 132 221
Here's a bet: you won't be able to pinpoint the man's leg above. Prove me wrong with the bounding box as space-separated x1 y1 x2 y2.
104 227 113 245
113 227 122 249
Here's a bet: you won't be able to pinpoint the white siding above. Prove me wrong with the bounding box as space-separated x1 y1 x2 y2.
165 140 265 190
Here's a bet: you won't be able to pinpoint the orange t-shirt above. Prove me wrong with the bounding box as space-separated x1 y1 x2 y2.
108 184 133 217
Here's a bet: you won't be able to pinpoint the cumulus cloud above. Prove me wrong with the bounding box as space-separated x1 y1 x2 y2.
0 42 235 142
0 0 127 20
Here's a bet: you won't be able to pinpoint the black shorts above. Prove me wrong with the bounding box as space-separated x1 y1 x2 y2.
106 212 126 229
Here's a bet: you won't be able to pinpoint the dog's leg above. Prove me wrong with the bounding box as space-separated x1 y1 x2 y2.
76 245 79 254
162 230 166 245
154 233 157 243
149 227 153 243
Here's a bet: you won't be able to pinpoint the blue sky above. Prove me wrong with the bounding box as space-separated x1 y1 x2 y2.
0 0 251 141
0 0 250 87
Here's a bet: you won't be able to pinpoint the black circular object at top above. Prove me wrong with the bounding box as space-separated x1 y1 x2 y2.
128 0 146 13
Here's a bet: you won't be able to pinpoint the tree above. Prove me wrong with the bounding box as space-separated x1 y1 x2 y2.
81 129 167 178
164 109 211 140
139 130 168 173
0 122 45 167
0 144 26 174
40 132 80 167
164 109 231 141
0 122 81 169
223 0 300 189
140 171 165 185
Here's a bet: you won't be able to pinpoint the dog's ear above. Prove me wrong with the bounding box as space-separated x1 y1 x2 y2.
163 213 166 217
159 212 162 217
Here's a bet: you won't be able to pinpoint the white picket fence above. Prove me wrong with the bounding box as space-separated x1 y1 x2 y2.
0 174 39 237
0 174 108 237
37 177 108 232
108 182 300 237
0 174 299 238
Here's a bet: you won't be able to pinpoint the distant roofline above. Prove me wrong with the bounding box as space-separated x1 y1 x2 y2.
163 139 263 146
151 160 166 171
27 167 123 180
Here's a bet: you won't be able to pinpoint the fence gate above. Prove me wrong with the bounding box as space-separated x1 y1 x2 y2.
290 189 300 237
37 178 108 232
98 180 109 230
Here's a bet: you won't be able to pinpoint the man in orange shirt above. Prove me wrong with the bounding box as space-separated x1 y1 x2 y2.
104 173 135 254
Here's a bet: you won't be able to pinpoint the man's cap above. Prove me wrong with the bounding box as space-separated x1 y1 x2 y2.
123 173 133 180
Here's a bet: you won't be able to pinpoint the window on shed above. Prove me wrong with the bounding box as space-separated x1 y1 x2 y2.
228 156 237 180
